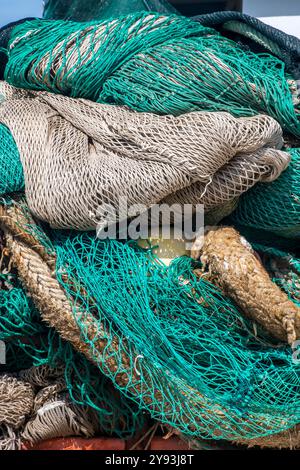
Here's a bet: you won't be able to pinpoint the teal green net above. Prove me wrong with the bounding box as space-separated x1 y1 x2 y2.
4 13 300 137
250 240 300 308
46 231 300 441
1 9 300 446
0 124 24 195
230 148 300 238
0 264 146 438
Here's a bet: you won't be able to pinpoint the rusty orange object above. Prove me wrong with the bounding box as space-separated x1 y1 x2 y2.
22 436 191 451
150 437 190 450
23 438 126 451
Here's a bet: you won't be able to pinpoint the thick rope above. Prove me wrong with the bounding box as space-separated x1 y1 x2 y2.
1 200 299 442
192 226 300 344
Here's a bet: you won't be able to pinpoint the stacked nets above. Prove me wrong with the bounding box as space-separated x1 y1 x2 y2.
1 201 299 445
0 260 146 448
4 13 300 137
194 11 300 79
0 124 23 195
52 231 300 441
0 8 300 451
0 83 289 230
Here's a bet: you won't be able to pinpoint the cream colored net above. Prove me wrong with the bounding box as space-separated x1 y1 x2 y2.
0 84 289 230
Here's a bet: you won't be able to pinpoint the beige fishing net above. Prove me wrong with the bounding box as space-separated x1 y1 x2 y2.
0 365 100 449
0 83 289 230
0 375 34 429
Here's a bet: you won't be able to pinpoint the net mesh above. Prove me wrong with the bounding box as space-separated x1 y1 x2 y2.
0 9 300 449
0 253 146 439
230 148 300 238
0 124 24 195
4 13 300 137
49 230 300 441
2 207 300 443
0 84 289 230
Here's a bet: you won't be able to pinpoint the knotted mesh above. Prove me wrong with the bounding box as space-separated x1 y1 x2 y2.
0 84 289 230
5 14 300 136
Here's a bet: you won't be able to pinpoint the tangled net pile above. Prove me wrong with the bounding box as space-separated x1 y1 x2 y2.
0 6 300 451
0 83 289 230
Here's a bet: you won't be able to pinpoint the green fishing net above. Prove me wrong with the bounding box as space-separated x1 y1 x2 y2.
1 7 300 447
0 265 146 439
44 231 300 441
230 148 300 238
4 13 300 137
0 124 24 195
1 185 300 442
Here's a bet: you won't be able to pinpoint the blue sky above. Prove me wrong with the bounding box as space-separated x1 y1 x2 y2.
1 0 43 26
1 1 300 27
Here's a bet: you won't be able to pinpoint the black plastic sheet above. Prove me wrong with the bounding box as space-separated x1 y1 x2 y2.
43 0 178 21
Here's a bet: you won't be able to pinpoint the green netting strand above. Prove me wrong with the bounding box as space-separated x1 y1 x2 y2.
0 268 146 439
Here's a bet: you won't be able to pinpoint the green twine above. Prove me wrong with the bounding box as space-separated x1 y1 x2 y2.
0 124 24 195
51 231 300 441
230 148 300 238
5 13 300 136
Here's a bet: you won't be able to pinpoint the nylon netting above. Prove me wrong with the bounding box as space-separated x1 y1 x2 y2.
0 252 145 439
230 148 300 238
49 230 300 441
4 13 300 137
0 82 289 230
2 222 300 442
0 8 300 449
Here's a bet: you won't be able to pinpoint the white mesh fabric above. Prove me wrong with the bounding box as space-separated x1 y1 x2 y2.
0 84 290 230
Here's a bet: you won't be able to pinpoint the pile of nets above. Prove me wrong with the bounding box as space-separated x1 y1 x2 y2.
0 253 147 449
0 5 300 451
0 199 299 449
4 13 300 137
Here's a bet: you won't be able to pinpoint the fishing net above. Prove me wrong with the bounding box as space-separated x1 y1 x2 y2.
0 365 100 449
0 375 34 429
0 18 35 80
4 13 300 137
0 6 300 450
34 233 300 440
230 148 300 239
0 83 289 230
0 231 146 441
43 0 178 21
4 336 146 440
1 199 300 445
0 125 24 196
2 333 145 441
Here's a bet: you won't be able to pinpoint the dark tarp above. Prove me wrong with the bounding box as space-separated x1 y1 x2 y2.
43 0 178 21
